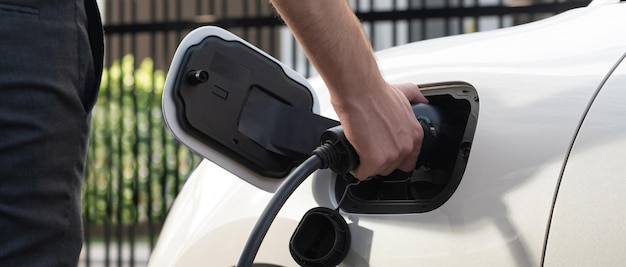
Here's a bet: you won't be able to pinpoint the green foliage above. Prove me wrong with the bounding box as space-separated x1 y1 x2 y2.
83 55 199 227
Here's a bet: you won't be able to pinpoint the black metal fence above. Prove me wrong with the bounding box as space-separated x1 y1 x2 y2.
81 0 591 266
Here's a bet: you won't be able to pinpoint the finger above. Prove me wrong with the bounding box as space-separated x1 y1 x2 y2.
378 142 420 175
350 162 376 180
378 163 398 177
397 149 420 173
396 83 428 104
352 152 396 179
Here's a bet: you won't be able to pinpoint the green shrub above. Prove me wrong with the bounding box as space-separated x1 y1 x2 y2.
83 55 199 227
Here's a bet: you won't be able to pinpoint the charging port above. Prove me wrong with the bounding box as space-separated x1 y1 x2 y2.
334 82 478 214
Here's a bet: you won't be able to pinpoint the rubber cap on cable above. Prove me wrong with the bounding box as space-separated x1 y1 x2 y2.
319 126 359 174
289 207 351 267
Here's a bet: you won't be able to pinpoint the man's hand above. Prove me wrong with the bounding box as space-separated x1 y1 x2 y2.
270 0 428 179
333 83 428 180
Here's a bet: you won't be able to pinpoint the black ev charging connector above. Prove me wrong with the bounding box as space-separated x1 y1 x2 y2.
317 103 446 175
236 103 446 267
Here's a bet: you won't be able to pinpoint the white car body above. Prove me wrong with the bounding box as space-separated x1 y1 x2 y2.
150 1 626 266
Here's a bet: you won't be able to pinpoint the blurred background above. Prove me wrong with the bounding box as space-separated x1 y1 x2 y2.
81 0 591 266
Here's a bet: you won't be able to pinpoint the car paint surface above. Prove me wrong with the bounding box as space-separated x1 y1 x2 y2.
543 54 626 266
150 2 626 266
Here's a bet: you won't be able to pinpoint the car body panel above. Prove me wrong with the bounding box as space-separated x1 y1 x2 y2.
150 3 626 267
543 55 626 266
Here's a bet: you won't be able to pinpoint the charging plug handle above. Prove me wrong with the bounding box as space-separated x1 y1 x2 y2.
320 103 445 174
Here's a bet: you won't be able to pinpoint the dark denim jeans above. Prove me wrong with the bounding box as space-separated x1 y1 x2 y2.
0 0 102 265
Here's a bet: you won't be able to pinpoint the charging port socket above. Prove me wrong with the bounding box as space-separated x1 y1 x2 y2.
334 82 479 214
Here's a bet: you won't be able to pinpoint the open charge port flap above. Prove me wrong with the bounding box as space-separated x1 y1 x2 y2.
172 35 323 178
334 82 479 214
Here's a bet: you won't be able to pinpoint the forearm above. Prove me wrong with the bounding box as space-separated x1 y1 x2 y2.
270 0 385 106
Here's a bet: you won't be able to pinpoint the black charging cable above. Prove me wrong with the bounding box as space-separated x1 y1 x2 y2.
236 141 347 267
